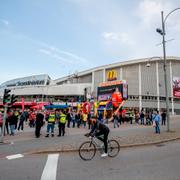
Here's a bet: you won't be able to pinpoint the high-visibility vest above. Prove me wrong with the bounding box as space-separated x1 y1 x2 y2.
82 113 88 122
60 114 66 123
48 113 55 123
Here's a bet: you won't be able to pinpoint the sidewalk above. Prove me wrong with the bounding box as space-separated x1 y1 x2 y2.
1 116 180 155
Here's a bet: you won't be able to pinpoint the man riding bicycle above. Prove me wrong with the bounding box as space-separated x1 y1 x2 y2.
86 116 110 157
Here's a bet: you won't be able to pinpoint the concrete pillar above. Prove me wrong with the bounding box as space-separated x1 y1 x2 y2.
103 68 106 82
156 62 160 111
91 71 95 98
120 67 123 80
139 64 142 112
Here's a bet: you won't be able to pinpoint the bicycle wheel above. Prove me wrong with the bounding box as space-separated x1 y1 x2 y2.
79 141 96 161
108 139 120 157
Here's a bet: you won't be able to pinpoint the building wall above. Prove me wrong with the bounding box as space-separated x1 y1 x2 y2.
142 100 157 108
122 64 139 95
124 100 139 108
78 74 92 83
141 62 157 96
93 70 103 96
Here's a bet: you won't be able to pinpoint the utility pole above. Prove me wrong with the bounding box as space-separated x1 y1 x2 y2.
0 105 8 143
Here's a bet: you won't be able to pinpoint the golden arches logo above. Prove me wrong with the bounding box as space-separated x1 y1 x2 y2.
107 70 117 81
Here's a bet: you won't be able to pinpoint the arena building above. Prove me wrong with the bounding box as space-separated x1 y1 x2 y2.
0 56 180 114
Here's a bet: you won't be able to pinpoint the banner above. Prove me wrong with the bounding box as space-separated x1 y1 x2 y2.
173 77 180 98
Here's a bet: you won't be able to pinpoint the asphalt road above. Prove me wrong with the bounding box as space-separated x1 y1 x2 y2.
1 117 180 157
0 140 180 180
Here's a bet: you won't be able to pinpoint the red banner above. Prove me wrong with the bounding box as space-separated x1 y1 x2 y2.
173 77 180 98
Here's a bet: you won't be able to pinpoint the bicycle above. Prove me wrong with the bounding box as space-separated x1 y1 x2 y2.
79 134 120 161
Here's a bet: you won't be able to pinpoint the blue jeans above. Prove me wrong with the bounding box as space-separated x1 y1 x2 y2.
114 118 119 128
10 125 15 135
141 118 144 125
155 121 160 134
47 123 55 135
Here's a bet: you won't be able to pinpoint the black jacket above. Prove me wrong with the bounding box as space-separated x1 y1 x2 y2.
90 121 109 135
35 113 44 127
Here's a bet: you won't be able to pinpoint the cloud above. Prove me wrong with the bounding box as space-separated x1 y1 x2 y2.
39 46 89 65
0 19 9 26
48 46 88 63
102 32 135 45
136 0 175 28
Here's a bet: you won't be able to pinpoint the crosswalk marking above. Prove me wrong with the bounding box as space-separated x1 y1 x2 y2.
41 154 59 180
6 154 24 160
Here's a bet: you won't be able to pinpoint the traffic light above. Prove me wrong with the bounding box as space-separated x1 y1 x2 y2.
11 94 18 105
3 89 11 105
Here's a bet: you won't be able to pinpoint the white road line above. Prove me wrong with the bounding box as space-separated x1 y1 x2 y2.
41 154 59 180
6 154 24 160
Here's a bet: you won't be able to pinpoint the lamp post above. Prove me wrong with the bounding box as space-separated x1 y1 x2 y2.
156 8 180 132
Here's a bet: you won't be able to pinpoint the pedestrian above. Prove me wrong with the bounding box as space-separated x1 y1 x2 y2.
8 111 16 136
66 109 71 128
119 110 123 125
14 110 19 130
24 109 29 122
135 110 140 124
98 111 103 122
152 110 161 134
103 113 108 125
18 111 26 131
161 110 166 126
35 111 44 138
71 111 76 128
129 110 133 124
82 112 87 128
57 110 67 136
29 111 36 128
0 111 3 134
140 110 145 125
45 111 56 137
75 111 81 128
121 108 126 123
113 111 119 128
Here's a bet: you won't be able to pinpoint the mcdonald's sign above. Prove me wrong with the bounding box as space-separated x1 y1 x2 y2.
107 70 117 81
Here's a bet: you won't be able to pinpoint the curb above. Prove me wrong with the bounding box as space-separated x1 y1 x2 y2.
0 141 10 145
26 136 180 155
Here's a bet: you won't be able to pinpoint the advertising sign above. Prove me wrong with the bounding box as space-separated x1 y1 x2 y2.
107 70 117 81
97 81 128 101
173 77 180 98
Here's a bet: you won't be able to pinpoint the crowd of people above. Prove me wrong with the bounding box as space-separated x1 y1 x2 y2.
0 107 167 138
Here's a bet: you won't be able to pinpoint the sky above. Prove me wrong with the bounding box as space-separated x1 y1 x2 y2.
0 0 180 84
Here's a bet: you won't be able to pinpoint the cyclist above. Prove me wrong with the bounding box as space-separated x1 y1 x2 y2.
86 116 110 157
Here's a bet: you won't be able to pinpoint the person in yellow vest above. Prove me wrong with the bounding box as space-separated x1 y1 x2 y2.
45 110 56 137
57 110 67 136
82 112 88 128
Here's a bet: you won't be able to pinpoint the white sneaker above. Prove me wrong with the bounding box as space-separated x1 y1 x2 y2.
101 153 108 157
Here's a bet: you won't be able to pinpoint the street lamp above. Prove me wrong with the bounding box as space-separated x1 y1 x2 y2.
156 8 180 132
146 56 162 67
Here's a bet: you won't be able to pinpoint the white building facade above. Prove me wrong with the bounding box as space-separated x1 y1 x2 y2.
1 57 180 114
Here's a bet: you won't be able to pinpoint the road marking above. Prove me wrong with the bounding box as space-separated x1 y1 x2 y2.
6 154 24 160
41 154 59 180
